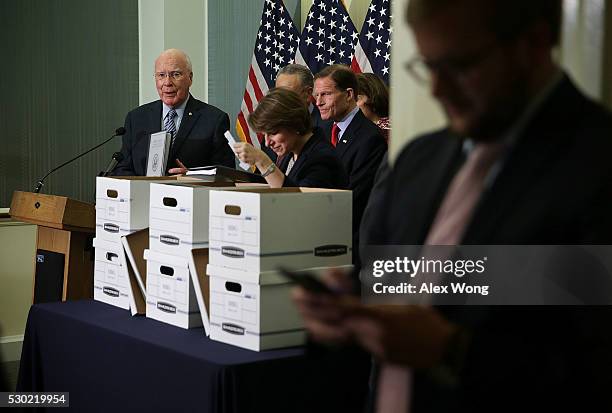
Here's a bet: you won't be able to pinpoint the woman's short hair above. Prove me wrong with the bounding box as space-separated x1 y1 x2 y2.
357 73 389 118
248 88 312 135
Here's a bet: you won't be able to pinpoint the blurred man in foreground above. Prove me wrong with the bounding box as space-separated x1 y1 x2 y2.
295 1 612 411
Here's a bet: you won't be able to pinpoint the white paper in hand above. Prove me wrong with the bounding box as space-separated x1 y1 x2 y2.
224 131 253 171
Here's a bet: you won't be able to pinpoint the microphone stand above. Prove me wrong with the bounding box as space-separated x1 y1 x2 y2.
34 128 125 193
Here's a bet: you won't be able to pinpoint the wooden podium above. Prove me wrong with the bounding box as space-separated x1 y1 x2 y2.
10 191 95 302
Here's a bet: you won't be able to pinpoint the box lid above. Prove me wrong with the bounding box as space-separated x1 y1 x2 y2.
205 264 353 286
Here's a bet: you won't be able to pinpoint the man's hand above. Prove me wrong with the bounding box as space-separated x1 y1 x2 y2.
292 268 457 368
168 159 188 175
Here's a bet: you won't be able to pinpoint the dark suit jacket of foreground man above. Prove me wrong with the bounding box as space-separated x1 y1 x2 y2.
114 96 235 175
326 109 386 259
368 76 612 412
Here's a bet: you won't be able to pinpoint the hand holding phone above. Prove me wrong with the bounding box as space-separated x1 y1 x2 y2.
278 267 338 295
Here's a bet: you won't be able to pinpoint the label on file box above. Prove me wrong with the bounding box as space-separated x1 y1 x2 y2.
314 244 348 257
222 246 245 258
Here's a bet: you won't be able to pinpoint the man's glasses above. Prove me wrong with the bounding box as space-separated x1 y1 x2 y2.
154 71 185 81
405 42 499 86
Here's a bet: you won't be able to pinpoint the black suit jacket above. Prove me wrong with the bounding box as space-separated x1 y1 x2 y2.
369 76 612 412
113 96 234 176
279 128 348 189
326 110 387 256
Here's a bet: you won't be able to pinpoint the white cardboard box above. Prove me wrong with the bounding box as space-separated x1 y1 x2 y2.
95 177 175 239
148 182 235 256
207 264 307 351
93 237 130 310
144 249 202 329
208 188 353 273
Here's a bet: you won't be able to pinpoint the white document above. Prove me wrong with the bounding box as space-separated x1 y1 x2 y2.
224 130 253 171
185 166 217 176
146 131 171 176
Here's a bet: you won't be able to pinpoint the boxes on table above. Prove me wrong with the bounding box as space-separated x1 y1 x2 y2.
93 237 130 309
94 176 175 309
148 182 229 257
206 187 353 351
207 264 353 351
208 187 353 272
144 248 202 329
146 182 237 328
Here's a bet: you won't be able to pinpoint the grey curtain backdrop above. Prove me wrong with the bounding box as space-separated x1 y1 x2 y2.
0 0 138 206
207 0 301 134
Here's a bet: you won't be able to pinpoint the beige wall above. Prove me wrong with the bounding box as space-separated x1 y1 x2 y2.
388 0 611 162
0 221 36 361
139 0 208 105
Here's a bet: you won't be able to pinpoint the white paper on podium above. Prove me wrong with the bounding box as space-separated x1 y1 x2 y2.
224 131 254 171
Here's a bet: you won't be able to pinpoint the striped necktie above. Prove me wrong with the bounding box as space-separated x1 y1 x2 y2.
164 109 177 145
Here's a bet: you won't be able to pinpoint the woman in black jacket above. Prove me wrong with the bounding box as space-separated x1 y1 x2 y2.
233 88 348 189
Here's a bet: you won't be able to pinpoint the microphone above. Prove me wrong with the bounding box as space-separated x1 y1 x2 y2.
33 127 126 193
99 152 125 177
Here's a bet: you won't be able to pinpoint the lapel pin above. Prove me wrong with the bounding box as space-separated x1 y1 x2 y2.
188 112 193 116
342 140 347 143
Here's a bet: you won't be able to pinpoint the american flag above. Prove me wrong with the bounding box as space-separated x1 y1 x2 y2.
295 0 359 75
236 0 300 147
351 0 392 84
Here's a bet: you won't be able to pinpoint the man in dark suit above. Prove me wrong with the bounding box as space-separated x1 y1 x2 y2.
275 63 331 132
313 65 387 260
294 0 612 411
113 49 234 176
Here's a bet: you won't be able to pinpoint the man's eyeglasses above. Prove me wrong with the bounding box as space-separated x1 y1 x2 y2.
154 71 185 81
405 42 499 86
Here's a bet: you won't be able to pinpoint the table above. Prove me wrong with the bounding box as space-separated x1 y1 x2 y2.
17 300 370 412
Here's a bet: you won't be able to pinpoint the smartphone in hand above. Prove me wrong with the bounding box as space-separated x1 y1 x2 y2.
278 267 338 295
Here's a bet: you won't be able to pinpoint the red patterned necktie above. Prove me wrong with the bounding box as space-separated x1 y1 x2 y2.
331 123 339 147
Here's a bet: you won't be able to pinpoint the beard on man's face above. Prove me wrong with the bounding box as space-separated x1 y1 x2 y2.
447 75 531 142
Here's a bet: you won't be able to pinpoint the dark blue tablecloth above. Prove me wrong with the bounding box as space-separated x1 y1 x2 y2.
17 300 370 412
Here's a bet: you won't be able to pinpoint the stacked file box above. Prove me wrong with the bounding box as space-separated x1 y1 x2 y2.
206 187 353 351
145 182 230 329
94 177 172 309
